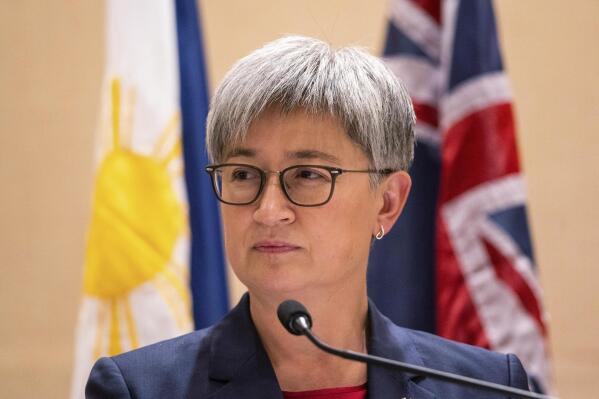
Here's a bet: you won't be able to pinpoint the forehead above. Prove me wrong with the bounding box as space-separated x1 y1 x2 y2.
224 108 367 165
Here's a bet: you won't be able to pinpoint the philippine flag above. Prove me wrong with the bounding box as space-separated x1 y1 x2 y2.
70 1 228 397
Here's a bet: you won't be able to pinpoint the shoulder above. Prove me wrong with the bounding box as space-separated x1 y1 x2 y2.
112 326 214 371
85 327 215 399
399 326 528 387
368 302 529 392
85 293 260 399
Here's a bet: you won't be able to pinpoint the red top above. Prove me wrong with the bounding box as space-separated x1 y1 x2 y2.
282 384 367 399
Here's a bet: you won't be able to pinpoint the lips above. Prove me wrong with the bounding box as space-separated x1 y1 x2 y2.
253 240 300 253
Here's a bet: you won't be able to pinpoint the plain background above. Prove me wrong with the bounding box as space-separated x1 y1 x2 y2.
1 1 598 397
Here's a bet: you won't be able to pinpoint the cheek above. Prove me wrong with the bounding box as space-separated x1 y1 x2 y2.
310 197 375 267
220 207 250 257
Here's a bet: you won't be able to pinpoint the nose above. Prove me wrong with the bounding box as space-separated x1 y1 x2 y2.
252 174 295 227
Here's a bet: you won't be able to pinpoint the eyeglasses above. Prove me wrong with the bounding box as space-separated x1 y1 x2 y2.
205 163 394 207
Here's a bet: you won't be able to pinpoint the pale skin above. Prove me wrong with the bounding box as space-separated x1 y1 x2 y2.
219 107 412 391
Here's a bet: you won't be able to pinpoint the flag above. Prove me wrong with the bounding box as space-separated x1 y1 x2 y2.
70 1 228 397
368 0 552 392
175 0 229 329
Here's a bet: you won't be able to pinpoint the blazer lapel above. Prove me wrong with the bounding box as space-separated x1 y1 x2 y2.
194 293 283 399
188 295 437 398
367 300 436 399
204 348 282 399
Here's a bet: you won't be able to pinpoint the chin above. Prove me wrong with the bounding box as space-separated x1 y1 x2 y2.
238 264 316 297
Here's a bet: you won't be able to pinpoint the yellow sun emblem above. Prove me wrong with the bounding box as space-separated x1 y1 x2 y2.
83 78 192 357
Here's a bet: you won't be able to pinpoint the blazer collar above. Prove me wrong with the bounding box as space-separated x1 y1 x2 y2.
201 294 435 399
203 293 283 399
367 299 436 399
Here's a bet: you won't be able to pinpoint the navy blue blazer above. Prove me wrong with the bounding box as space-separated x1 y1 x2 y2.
86 294 530 398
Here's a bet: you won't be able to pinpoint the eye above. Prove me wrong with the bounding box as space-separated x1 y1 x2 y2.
230 166 260 182
293 167 330 182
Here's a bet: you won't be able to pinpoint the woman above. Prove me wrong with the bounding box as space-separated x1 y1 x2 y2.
86 36 530 398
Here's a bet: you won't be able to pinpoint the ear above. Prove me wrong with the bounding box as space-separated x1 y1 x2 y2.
372 171 412 237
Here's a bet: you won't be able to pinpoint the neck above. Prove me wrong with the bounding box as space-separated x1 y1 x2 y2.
249 283 369 391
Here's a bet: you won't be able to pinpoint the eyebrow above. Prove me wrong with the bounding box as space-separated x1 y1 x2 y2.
287 149 341 164
225 148 341 165
226 147 256 158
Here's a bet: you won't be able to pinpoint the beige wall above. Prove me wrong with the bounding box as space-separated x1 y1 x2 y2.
1 1 597 397
0 2 102 397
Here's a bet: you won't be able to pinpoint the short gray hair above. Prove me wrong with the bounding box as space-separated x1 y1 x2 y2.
206 36 415 172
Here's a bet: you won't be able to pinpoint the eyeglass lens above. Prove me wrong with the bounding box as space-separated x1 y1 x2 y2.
213 165 334 205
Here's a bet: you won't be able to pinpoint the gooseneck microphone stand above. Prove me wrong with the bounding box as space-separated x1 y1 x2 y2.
277 300 557 399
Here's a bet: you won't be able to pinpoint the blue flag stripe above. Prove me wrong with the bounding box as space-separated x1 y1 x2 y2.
489 206 536 264
175 0 229 328
383 22 437 64
368 140 441 333
449 0 503 90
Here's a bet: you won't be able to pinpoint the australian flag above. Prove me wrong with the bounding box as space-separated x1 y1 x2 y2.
368 0 552 393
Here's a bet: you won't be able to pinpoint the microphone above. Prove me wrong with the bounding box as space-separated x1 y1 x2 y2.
277 299 312 335
277 300 556 399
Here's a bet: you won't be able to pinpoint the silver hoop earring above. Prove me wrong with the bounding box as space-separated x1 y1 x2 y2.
375 225 385 240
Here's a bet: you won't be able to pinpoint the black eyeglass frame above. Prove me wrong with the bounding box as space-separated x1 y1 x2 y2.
205 163 395 207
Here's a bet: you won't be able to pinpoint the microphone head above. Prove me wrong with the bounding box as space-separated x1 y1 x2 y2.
277 299 313 335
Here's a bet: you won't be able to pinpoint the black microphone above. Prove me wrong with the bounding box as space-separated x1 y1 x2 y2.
277 299 313 335
277 300 556 399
